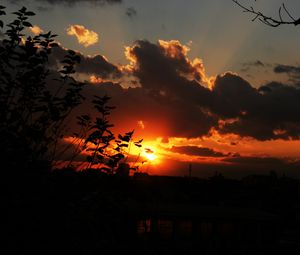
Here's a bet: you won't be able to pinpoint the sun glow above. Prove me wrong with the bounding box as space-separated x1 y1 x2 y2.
142 147 157 162
144 152 156 161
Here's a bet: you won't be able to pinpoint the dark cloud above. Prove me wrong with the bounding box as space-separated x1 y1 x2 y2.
50 45 122 79
220 81 300 140
75 81 215 139
253 60 265 67
8 0 122 6
274 64 300 74
274 64 300 85
169 146 227 157
126 7 137 18
46 40 300 141
211 72 260 118
124 40 216 137
243 60 265 68
88 41 300 140
240 60 270 73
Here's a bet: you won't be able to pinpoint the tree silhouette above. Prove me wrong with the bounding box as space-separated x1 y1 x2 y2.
0 5 142 174
233 0 300 27
79 96 143 174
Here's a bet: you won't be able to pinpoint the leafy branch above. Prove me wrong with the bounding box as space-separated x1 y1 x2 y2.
82 96 143 175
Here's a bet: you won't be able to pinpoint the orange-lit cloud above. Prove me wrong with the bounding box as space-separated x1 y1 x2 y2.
29 25 43 35
48 40 300 154
90 75 103 83
67 24 99 47
158 40 213 86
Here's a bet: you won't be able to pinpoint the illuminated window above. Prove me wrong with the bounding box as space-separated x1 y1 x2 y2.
137 219 151 235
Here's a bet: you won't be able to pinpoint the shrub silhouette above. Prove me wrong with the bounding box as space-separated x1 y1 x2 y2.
72 96 143 174
0 5 142 174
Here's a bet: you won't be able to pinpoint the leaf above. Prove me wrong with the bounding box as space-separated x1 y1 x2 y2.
25 11 35 16
126 130 134 137
22 21 32 27
11 20 20 25
41 31 51 38
12 12 21 16
20 7 27 13
122 136 131 142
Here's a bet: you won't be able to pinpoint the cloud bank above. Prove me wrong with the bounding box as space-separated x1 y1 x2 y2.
169 146 227 158
48 39 300 142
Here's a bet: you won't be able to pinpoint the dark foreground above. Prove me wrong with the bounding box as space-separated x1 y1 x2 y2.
6 169 300 255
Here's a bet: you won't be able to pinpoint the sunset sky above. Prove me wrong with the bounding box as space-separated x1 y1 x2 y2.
2 0 300 178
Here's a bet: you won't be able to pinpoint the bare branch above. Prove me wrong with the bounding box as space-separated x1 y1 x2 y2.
232 0 300 27
282 3 296 21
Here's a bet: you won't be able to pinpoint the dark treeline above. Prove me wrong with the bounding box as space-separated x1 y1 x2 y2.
7 169 300 254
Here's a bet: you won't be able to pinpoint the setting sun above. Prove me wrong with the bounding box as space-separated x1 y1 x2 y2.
143 147 157 161
144 152 156 161
143 147 157 162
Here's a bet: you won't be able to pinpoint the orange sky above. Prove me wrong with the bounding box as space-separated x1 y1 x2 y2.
6 0 299 178
77 40 300 178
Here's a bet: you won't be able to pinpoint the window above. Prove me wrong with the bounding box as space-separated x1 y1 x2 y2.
137 219 151 236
